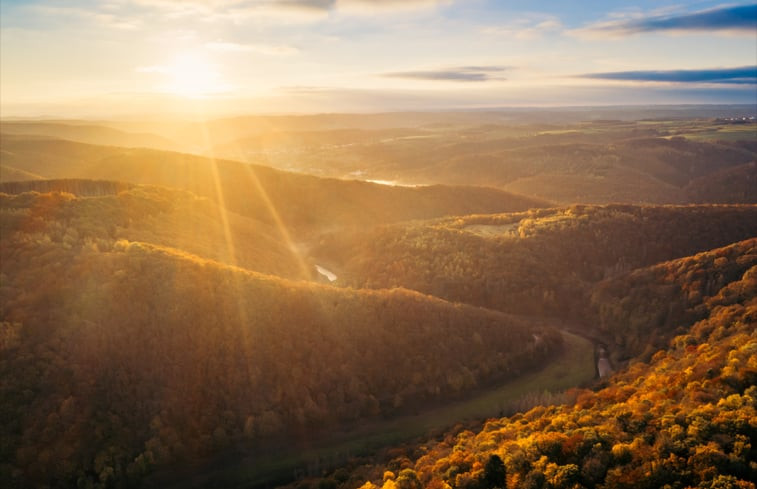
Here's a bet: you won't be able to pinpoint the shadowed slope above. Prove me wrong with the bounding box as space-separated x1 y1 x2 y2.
0 190 561 488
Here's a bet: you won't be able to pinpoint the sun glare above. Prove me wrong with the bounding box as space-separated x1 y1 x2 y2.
164 54 226 97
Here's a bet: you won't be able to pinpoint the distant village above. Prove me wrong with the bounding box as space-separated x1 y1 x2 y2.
715 116 756 123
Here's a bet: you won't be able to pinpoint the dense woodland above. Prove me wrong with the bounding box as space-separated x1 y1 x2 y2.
289 241 757 489
0 190 562 488
590 239 757 364
684 162 757 204
315 205 757 325
0 183 306 279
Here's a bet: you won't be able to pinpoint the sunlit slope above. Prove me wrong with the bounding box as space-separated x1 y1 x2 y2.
322 242 757 489
1 135 122 180
0 202 562 488
0 121 180 151
0 185 306 279
0 136 548 232
314 205 757 318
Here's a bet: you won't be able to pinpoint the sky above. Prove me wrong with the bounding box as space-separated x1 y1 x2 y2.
0 0 756 117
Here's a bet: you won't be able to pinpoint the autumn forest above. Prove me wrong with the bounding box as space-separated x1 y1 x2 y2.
1 109 756 489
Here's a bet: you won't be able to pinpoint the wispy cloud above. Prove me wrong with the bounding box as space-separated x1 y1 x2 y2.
205 41 299 55
13 0 453 30
135 65 170 74
578 66 757 84
483 16 562 40
572 4 757 38
287 0 452 13
384 66 508 82
125 0 451 19
24 4 142 30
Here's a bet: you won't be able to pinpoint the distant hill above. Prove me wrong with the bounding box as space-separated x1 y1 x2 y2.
427 137 756 204
0 190 561 488
0 121 181 151
96 106 757 146
208 123 756 204
0 136 548 234
309 238 757 489
5 116 755 206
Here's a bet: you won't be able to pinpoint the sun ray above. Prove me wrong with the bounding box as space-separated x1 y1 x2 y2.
192 111 314 282
195 121 239 269
239 162 315 281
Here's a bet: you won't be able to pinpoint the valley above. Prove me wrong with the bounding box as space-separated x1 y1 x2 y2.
1 108 756 489
3 0 757 485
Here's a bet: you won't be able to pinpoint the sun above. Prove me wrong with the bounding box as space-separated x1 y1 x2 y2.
163 53 227 97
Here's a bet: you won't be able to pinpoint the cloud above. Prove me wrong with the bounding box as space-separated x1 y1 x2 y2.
578 66 757 84
23 4 142 30
125 0 450 18
572 4 757 38
282 0 451 12
135 65 170 74
384 66 508 82
483 16 562 40
205 41 299 55
9 0 454 32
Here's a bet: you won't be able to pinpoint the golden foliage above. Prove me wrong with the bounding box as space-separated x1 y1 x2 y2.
317 253 757 489
0 190 561 488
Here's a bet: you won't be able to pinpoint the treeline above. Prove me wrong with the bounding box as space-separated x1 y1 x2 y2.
0 179 133 197
295 245 757 489
0 193 562 488
315 204 757 321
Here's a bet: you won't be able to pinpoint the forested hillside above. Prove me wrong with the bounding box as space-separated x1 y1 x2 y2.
0 137 548 234
0 184 307 278
0 191 562 488
685 162 757 204
315 205 757 320
300 241 757 489
591 238 757 364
